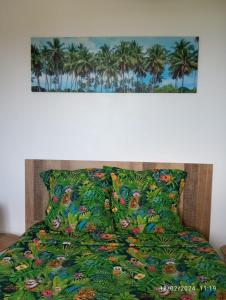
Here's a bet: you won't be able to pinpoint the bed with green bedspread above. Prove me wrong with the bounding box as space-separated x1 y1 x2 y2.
1 222 226 300
1 167 226 300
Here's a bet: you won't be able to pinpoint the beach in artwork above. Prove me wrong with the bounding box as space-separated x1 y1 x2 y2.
31 36 199 93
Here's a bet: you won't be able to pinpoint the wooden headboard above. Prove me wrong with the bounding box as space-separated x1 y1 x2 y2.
25 160 213 239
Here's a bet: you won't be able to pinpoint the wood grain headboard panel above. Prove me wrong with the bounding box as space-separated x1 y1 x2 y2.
25 160 213 239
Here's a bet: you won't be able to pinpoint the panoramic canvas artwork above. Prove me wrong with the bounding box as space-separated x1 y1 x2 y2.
31 36 199 93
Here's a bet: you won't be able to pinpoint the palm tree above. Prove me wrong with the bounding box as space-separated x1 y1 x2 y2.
96 44 118 92
115 41 132 92
103 58 118 92
169 39 197 92
40 46 55 91
46 38 65 91
64 43 79 91
96 44 111 92
75 44 94 91
31 44 43 91
129 40 146 91
41 46 51 91
193 37 199 90
145 44 167 92
134 63 146 92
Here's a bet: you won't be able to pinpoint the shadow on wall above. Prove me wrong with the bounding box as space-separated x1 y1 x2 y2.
0 204 7 232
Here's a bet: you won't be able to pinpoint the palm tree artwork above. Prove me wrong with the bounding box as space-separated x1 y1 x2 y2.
169 39 198 92
31 36 199 93
31 44 42 91
146 44 168 92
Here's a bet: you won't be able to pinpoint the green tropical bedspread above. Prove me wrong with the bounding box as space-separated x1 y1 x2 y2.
0 223 226 300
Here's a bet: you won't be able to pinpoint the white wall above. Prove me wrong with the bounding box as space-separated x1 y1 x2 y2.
0 0 226 250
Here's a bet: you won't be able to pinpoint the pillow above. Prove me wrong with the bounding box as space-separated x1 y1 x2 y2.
40 168 114 234
110 168 186 234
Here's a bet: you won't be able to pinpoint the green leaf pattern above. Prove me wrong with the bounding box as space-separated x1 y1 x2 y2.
40 169 114 234
1 223 226 299
1 168 226 299
110 169 186 234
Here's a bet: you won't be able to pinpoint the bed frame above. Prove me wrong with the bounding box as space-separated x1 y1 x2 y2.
25 160 213 240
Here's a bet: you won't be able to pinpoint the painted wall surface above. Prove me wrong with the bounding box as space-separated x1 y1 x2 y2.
0 0 226 250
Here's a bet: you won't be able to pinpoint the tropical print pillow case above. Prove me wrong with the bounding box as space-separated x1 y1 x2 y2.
110 168 186 234
40 169 114 234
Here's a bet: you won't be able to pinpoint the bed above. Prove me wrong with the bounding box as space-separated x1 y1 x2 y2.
1 160 226 300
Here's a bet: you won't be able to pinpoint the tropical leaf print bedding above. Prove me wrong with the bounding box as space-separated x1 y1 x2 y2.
40 169 114 234
1 222 226 300
109 168 186 234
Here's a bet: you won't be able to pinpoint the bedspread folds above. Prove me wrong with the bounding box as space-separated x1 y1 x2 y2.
1 222 226 300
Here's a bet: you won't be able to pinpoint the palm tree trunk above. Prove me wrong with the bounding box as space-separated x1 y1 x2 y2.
50 76 52 91
56 64 60 91
45 73 49 91
194 70 197 90
101 75 103 92
122 65 125 93
70 73 74 91
132 73 136 92
86 75 89 92
75 75 78 91
58 73 61 91
65 73 69 90
111 77 114 92
78 76 81 91
151 76 155 93
44 75 47 91
181 76 184 93
74 74 77 91
37 76 40 91
59 73 63 91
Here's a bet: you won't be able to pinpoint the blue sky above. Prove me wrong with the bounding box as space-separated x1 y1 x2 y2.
31 36 199 53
